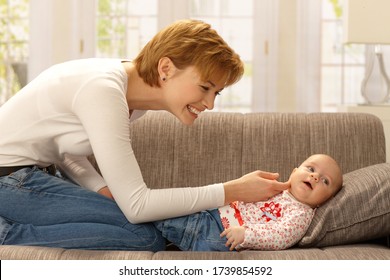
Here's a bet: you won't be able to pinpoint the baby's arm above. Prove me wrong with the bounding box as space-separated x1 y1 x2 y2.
220 226 246 251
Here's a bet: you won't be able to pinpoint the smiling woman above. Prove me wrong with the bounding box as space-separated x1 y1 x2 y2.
0 19 289 251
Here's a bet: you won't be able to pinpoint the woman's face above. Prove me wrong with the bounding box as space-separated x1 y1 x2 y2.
163 66 225 125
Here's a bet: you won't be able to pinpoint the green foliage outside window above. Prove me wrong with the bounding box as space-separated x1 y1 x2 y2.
328 0 342 19
97 0 127 57
0 0 29 103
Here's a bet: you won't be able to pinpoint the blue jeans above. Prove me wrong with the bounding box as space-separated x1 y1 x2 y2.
0 167 165 251
153 209 230 251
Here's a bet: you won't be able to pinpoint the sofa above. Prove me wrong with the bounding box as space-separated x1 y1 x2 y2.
1 111 389 260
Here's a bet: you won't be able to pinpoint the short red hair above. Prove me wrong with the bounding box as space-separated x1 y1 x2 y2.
134 19 244 88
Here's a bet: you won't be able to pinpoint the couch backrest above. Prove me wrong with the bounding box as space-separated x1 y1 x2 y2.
129 111 386 188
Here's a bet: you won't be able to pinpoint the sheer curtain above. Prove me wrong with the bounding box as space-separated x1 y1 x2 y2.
296 0 321 112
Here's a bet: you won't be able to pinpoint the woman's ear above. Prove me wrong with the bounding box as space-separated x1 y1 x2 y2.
158 57 177 81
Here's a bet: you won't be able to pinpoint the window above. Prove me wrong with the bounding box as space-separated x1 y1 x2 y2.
321 0 365 111
96 0 157 60
0 0 29 105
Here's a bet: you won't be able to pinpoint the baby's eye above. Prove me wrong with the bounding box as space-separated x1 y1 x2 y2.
307 166 315 172
322 178 330 185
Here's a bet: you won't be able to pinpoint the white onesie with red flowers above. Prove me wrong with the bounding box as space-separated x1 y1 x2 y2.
218 190 314 250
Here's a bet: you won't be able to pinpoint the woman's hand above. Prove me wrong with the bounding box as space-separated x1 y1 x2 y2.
98 186 115 200
223 170 290 204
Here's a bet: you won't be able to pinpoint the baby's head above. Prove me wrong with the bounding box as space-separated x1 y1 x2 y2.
288 154 343 208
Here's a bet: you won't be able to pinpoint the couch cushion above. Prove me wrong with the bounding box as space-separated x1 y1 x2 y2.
129 111 245 188
299 163 390 247
241 112 385 182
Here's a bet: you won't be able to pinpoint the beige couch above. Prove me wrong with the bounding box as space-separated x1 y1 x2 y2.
1 111 389 260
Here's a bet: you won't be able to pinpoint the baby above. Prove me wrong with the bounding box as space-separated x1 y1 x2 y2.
154 154 343 251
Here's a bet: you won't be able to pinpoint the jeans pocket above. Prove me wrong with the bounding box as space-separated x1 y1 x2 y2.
0 167 34 189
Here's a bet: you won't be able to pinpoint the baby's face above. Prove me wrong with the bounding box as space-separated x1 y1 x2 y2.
288 155 342 208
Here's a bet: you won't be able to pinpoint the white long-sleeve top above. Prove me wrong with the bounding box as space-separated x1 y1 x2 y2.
0 58 225 223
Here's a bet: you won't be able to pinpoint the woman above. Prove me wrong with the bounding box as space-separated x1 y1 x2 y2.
0 19 289 251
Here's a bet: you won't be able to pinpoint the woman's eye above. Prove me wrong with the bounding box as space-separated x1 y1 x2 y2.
200 86 209 92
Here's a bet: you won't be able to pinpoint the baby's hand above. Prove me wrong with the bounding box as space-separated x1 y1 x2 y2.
220 226 246 251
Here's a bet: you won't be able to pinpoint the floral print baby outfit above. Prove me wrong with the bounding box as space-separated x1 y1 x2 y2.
218 191 314 250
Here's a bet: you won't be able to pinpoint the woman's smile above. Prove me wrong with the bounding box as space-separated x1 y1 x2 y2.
187 105 202 118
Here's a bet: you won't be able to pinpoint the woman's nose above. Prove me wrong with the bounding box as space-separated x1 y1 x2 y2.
203 92 215 110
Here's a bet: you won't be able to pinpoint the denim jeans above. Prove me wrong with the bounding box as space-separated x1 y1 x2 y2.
153 209 230 251
0 166 165 251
